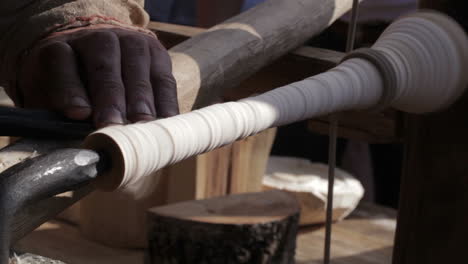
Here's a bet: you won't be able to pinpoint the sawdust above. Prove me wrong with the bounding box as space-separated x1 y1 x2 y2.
10 253 65 264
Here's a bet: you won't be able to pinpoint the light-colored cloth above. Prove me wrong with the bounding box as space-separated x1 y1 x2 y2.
0 0 150 99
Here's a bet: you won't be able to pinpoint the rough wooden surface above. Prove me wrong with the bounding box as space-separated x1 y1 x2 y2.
297 203 395 264
14 203 395 264
169 0 363 113
393 1 468 263
14 221 143 264
147 191 300 264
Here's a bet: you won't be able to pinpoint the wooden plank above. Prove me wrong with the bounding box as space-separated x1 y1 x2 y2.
14 203 395 264
164 145 232 205
149 21 345 65
148 22 205 49
14 221 143 264
308 110 403 143
392 2 468 264
229 128 277 194
297 204 395 264
196 144 232 198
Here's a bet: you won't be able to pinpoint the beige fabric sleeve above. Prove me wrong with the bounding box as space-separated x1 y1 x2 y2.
0 0 151 98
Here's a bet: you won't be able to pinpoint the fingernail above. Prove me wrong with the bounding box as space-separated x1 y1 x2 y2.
70 96 90 108
130 102 152 116
97 107 124 126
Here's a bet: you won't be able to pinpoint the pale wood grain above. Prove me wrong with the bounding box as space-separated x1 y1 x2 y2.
229 128 277 194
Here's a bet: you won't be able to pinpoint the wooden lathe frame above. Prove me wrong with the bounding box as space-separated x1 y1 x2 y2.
1 0 466 263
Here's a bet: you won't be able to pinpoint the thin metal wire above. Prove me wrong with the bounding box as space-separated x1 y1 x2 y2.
323 114 338 264
346 0 360 52
323 1 360 264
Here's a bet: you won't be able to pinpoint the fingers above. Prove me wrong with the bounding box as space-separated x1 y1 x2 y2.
38 41 91 120
120 34 155 122
17 27 179 128
73 31 126 128
150 41 179 117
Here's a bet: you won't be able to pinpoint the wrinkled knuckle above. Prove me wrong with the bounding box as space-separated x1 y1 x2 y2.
121 35 148 55
90 30 118 42
81 30 119 52
120 33 146 44
56 80 83 90
132 80 152 91
93 60 116 73
98 79 125 92
38 41 71 61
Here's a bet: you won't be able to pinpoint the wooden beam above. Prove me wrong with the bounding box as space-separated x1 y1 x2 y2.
150 21 401 143
149 21 345 65
392 2 468 263
229 128 277 194
308 110 403 143
167 0 364 113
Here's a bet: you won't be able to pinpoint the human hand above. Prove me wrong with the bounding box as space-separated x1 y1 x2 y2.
17 26 179 128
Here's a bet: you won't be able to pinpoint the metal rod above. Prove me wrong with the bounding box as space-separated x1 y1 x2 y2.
323 1 360 263
346 0 360 53
323 114 338 264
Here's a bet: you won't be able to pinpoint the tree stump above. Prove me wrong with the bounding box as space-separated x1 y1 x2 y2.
146 190 300 264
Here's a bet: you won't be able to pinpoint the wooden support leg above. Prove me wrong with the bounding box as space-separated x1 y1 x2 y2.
229 128 277 194
393 2 468 263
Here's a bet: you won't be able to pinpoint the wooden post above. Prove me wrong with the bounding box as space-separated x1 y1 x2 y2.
393 1 468 263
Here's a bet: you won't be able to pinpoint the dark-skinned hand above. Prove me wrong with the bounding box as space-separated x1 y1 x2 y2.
17 25 179 128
